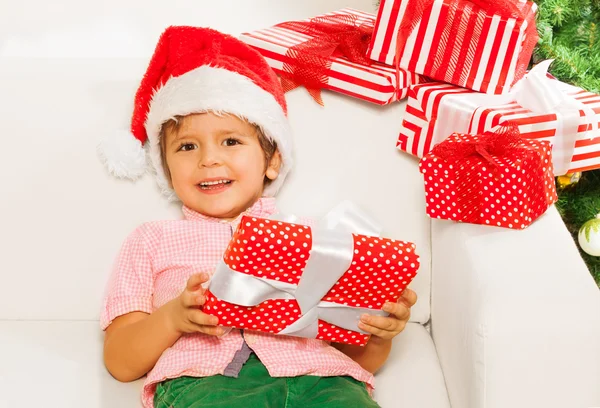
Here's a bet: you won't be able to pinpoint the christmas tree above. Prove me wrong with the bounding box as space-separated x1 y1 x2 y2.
533 0 600 93
557 172 600 285
535 0 600 285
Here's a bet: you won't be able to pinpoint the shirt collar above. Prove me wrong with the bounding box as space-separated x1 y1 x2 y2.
182 197 277 224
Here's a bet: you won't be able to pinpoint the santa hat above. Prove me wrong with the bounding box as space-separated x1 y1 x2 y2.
98 26 293 199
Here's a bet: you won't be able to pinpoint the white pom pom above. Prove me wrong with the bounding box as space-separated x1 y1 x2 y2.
97 130 147 180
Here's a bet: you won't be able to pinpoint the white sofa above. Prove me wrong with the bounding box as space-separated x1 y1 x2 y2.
1 0 599 407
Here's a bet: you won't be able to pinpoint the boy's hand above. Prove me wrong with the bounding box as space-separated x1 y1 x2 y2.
166 273 225 336
357 288 417 341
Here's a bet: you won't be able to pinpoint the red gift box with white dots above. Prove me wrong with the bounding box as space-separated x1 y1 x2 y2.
419 133 558 229
203 216 420 345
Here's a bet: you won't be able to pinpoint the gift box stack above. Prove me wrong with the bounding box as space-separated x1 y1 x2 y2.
368 0 600 229
238 1 600 230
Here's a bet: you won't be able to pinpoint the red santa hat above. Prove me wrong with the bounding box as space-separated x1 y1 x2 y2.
98 26 293 199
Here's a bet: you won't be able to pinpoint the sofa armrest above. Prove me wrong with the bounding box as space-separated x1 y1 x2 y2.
430 206 600 408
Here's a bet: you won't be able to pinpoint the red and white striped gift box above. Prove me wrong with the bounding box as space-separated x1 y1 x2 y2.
239 8 424 105
368 0 537 95
398 81 600 174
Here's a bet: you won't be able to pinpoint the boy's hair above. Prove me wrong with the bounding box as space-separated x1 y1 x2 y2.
159 115 278 188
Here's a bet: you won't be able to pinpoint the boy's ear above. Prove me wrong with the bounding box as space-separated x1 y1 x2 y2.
265 150 282 181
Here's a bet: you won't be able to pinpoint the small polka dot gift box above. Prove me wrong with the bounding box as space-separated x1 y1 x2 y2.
203 215 420 345
419 126 558 229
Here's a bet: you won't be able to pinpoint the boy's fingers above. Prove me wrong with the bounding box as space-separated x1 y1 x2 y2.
195 292 207 306
181 286 206 307
399 289 417 307
359 317 407 339
186 273 210 291
189 309 219 327
357 321 394 340
383 302 411 321
198 325 227 337
361 314 401 332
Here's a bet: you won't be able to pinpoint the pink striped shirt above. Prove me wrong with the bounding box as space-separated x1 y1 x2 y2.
100 197 375 407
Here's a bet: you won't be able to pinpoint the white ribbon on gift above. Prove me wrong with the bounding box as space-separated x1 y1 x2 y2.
436 59 599 176
209 201 389 339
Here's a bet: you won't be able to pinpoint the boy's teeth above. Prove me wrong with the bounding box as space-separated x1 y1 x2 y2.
200 180 230 186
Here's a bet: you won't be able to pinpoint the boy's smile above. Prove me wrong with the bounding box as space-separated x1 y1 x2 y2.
197 178 233 194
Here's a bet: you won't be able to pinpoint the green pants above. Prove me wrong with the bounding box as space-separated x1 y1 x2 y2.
154 353 380 408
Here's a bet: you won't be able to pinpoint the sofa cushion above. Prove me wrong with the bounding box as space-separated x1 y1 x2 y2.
0 321 448 407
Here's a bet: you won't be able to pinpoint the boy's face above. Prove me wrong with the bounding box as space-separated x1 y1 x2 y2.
163 112 281 220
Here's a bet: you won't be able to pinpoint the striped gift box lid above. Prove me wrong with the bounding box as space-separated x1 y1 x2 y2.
239 8 423 105
398 81 600 173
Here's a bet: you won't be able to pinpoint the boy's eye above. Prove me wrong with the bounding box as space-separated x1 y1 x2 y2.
178 143 196 152
223 138 241 147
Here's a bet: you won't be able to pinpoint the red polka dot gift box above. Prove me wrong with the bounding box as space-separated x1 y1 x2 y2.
203 215 420 345
419 126 558 229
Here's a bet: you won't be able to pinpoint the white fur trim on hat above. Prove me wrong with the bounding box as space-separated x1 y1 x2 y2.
145 65 293 200
97 130 147 180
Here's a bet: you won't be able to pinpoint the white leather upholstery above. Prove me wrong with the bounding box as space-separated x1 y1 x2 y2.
0 321 449 408
431 206 600 408
1 0 599 407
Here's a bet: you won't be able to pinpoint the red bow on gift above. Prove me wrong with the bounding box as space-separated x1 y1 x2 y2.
394 0 539 91
275 14 373 106
431 124 526 168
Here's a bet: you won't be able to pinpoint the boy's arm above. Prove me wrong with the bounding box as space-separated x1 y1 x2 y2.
331 337 392 374
104 273 221 382
103 305 181 382
102 223 183 382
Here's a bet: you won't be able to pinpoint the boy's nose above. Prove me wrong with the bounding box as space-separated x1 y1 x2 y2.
198 146 222 168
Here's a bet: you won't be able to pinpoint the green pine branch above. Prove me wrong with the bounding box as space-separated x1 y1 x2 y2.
535 0 600 93
556 170 600 285
538 0 600 285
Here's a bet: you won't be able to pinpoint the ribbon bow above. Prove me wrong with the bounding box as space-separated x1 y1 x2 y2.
208 201 390 339
276 14 374 106
432 124 525 168
395 0 538 93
